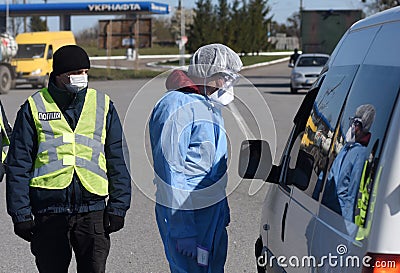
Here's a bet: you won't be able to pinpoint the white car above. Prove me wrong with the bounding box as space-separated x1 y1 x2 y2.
289 53 329 93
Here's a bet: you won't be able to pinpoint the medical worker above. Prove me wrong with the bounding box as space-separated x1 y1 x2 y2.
149 43 242 273
321 104 376 222
6 45 131 273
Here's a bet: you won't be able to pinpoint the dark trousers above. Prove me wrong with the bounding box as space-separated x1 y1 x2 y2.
30 210 110 273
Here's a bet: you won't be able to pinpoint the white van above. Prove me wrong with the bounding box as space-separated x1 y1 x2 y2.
239 6 400 272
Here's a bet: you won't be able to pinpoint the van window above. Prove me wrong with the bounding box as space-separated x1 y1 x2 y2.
47 45 53 59
363 21 400 67
332 25 379 66
288 65 358 197
320 64 400 223
16 44 46 59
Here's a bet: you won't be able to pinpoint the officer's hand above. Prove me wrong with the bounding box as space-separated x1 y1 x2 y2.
176 237 197 259
14 220 35 242
103 212 124 234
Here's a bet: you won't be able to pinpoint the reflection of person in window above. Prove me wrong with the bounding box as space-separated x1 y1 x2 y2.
321 104 376 222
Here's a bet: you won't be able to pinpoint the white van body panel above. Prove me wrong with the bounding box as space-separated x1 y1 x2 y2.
368 101 400 253
260 185 291 263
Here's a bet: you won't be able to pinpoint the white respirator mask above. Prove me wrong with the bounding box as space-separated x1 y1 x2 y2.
209 86 234 106
65 74 88 93
345 125 356 144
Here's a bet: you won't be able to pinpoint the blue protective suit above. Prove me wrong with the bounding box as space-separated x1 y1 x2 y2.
149 88 230 273
321 143 367 222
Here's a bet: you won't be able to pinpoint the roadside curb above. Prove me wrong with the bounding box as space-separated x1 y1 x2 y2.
90 54 291 71
241 57 290 70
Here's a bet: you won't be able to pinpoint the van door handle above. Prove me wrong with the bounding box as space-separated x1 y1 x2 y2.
281 202 289 242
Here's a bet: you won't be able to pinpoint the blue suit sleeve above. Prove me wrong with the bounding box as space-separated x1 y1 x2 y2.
339 146 366 222
6 101 36 223
105 101 132 217
150 94 198 239
163 107 197 239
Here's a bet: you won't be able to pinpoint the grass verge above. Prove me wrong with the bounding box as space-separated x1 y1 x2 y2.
89 68 162 80
160 55 288 67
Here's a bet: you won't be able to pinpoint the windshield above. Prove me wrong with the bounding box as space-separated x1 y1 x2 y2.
15 44 46 59
297 56 329 67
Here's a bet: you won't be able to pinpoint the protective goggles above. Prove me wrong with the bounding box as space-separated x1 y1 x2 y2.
349 117 363 130
214 70 240 88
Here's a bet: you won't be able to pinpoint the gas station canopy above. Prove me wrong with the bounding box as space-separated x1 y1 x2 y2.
0 1 170 30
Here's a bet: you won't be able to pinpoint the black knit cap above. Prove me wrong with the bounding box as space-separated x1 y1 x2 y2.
52 45 90 75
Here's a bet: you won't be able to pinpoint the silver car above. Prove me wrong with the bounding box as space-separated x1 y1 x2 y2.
289 53 329 93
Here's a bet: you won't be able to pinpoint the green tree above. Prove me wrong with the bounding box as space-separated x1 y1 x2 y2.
286 12 300 39
229 0 243 52
248 0 272 54
216 0 231 45
29 16 48 32
188 0 273 53
188 0 217 52
238 0 252 54
368 0 399 12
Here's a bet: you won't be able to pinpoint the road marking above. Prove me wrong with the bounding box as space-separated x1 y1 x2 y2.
228 102 266 196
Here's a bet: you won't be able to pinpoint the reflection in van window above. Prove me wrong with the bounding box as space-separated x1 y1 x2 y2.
320 104 376 222
290 66 358 197
15 44 46 59
321 65 400 224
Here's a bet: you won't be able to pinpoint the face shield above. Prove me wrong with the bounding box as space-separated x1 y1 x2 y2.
208 70 240 106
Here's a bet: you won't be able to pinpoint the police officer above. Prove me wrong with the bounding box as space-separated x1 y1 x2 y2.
0 99 12 180
6 45 131 273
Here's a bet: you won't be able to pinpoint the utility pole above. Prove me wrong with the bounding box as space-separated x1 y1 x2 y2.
24 0 26 32
299 0 303 51
44 0 48 29
179 0 185 66
5 0 9 32
134 15 140 70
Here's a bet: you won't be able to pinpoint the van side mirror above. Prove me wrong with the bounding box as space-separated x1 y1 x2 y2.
238 140 272 180
288 63 294 68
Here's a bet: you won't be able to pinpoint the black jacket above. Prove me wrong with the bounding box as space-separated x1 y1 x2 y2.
6 79 131 223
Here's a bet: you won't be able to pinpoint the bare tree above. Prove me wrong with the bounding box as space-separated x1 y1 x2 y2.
367 0 399 13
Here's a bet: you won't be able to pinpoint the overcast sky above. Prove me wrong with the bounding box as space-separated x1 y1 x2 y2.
14 0 371 33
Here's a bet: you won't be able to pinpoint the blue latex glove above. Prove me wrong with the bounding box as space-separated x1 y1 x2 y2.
176 237 197 258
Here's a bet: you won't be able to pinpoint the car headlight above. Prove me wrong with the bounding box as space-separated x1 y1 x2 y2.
31 68 42 76
293 72 303 79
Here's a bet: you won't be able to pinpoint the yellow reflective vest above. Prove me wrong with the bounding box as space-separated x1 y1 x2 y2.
28 88 110 196
0 104 10 162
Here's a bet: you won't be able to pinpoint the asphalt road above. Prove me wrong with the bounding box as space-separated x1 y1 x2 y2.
0 61 306 273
